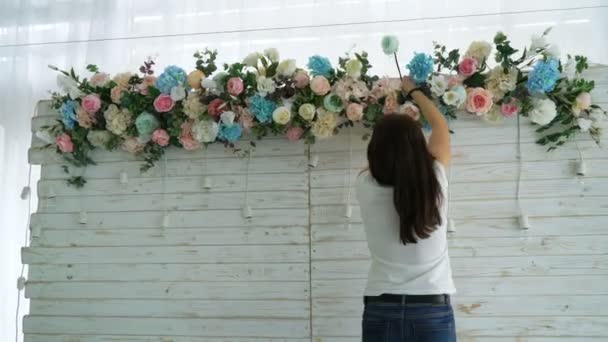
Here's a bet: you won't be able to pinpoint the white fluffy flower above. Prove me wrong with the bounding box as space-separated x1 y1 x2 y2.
57 74 83 99
485 66 518 100
442 85 466 107
243 52 260 68
264 48 280 63
103 104 132 136
220 111 236 125
183 92 206 119
201 78 217 90
298 103 316 121
192 119 219 143
465 41 492 63
112 72 134 88
577 118 593 132
545 44 560 59
562 57 577 80
311 109 338 139
87 130 113 148
170 85 186 101
429 75 448 96
256 76 276 96
35 129 55 144
529 34 548 51
529 98 557 125
272 106 292 125
276 59 297 77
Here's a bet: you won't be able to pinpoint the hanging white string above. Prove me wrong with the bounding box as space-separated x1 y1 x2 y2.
343 127 353 219
516 113 530 229
15 165 33 342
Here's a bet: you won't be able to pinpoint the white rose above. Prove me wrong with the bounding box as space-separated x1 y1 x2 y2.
243 52 260 68
256 76 276 96
529 34 548 51
272 106 292 125
276 59 297 77
192 119 219 143
562 57 577 80
201 78 217 90
345 59 363 78
35 129 55 144
529 98 557 125
442 85 466 107
465 41 492 63
429 75 448 96
57 74 83 99
264 48 280 63
170 85 186 101
545 44 560 59
298 103 316 121
87 130 113 148
577 118 593 132
220 111 236 125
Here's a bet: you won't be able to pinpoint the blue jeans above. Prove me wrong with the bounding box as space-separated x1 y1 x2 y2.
362 298 457 341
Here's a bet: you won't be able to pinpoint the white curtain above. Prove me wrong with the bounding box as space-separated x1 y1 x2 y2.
1 1 606 340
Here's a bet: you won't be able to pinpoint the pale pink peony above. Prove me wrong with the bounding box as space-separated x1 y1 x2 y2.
226 77 244 96
89 72 110 87
237 107 254 132
137 75 157 95
447 75 464 88
121 137 145 154
110 86 125 104
383 92 399 115
466 87 494 115
153 94 175 113
56 134 74 153
293 70 310 88
458 57 479 77
310 76 331 96
501 100 519 117
76 106 96 128
179 121 202 151
207 98 226 117
152 129 170 146
81 94 101 114
286 126 304 141
346 103 364 121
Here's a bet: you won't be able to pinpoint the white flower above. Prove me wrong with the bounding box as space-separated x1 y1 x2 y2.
529 34 548 51
192 119 219 143
57 74 83 99
345 59 363 78
87 130 113 148
243 52 260 68
529 98 557 125
298 103 316 121
183 91 206 119
590 108 606 123
103 104 132 136
35 129 55 144
442 85 466 107
465 41 492 63
562 57 577 80
256 76 276 96
170 85 186 101
272 106 292 125
201 78 217 90
264 48 280 63
112 72 133 88
577 118 593 132
311 109 338 139
220 111 236 125
545 44 560 59
89 72 111 87
429 75 448 96
485 66 518 100
276 59 297 77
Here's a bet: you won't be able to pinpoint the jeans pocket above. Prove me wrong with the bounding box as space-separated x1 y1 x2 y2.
413 322 456 342
362 320 390 342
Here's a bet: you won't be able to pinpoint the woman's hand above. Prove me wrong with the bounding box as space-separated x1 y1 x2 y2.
401 77 417 94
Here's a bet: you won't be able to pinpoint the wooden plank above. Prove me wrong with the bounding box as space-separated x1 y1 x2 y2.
22 245 309 264
38 191 308 213
311 235 608 260
25 281 309 300
313 295 608 317
30 298 310 318
35 226 309 247
28 263 310 282
30 208 308 230
26 335 311 342
312 316 608 337
38 173 308 197
312 276 608 297
23 316 309 338
312 255 608 279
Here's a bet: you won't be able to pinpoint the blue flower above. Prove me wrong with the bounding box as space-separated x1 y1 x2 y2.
218 123 242 143
60 100 78 129
406 53 434 84
249 95 277 123
155 65 187 94
527 58 560 93
307 55 333 77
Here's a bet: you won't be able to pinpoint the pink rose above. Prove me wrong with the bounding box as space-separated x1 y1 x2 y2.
76 106 96 128
447 75 463 88
152 129 170 146
226 77 244 96
121 137 145 154
458 57 478 77
207 98 226 117
89 72 110 87
501 100 519 117
286 127 304 141
110 86 125 104
81 94 101 114
400 101 420 121
153 94 175 113
310 76 331 96
237 107 254 133
179 121 202 151
293 70 310 88
466 87 494 115
346 103 364 121
56 134 74 153
137 75 157 95
383 93 399 115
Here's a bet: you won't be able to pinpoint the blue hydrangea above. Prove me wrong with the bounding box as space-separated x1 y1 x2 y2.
155 65 187 94
218 123 242 143
60 100 78 129
406 53 434 84
249 95 277 123
527 58 560 93
307 55 333 77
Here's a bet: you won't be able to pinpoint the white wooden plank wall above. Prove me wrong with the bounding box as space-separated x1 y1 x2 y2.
24 68 608 341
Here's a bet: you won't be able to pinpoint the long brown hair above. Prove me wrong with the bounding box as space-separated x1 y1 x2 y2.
367 114 443 244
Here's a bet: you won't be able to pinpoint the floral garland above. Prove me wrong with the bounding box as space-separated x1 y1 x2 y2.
38 29 606 187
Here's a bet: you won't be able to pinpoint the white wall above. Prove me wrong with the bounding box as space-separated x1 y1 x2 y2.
3 1 608 341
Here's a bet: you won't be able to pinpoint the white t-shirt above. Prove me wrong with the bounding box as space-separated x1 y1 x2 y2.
355 161 456 296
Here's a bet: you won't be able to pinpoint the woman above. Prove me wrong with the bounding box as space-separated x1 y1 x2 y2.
356 77 456 341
